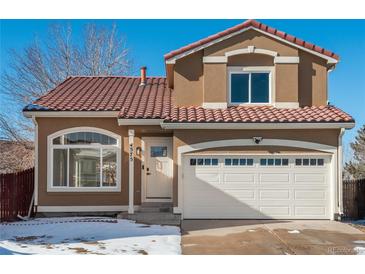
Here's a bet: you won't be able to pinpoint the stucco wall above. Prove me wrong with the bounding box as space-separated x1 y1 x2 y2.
174 51 204 106
36 117 171 207
172 29 329 107
298 51 328 106
276 63 299 102
36 118 340 208
203 63 227 103
204 29 298 56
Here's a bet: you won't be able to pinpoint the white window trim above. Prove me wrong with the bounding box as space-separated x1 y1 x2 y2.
47 127 122 192
227 66 275 106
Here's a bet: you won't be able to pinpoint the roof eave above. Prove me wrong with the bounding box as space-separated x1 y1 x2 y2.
23 110 120 118
117 118 165 125
160 122 355 130
164 25 339 65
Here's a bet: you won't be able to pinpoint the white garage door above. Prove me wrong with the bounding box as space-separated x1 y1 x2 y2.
183 155 331 219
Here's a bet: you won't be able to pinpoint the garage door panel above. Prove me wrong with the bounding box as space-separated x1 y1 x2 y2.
185 205 262 219
259 206 291 217
195 172 220 183
224 189 256 200
186 189 257 205
294 206 327 217
184 179 218 191
260 173 290 184
259 189 290 200
294 190 327 200
223 173 255 184
183 155 331 219
294 173 326 184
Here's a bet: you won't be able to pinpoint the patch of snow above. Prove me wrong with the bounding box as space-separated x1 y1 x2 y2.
353 240 365 244
354 246 365 255
248 229 255 232
288 230 300 234
0 217 181 255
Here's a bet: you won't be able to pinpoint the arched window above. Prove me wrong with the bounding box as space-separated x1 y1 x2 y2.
48 128 121 192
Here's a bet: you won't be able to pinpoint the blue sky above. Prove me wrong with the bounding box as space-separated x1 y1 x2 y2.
1 19 364 151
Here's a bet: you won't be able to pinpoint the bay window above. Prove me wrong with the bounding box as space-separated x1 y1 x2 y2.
48 128 121 192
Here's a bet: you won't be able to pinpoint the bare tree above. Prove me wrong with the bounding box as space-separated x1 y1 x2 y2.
344 125 365 179
0 140 34 174
0 22 132 142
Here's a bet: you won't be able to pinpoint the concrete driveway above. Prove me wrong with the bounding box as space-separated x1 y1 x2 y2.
181 220 365 255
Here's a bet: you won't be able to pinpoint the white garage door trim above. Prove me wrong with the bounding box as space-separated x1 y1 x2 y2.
174 139 338 220
183 155 331 219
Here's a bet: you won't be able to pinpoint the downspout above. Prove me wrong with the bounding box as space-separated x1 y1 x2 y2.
338 128 345 217
32 115 38 213
18 115 38 220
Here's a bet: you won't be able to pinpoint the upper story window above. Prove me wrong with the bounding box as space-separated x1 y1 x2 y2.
229 67 272 105
48 128 121 192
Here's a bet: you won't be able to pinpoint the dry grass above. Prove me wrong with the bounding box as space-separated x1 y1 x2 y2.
137 249 148 255
14 235 44 242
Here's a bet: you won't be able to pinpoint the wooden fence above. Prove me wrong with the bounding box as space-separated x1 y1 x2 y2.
343 178 365 220
0 168 34 222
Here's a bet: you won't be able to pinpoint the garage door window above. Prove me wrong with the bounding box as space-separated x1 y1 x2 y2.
190 158 218 166
224 158 254 166
295 158 324 166
260 158 289 166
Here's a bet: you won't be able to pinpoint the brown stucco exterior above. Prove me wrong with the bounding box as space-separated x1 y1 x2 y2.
204 29 298 57
37 117 130 206
36 116 341 209
174 51 204 106
171 29 330 107
275 63 299 103
33 25 341 212
203 63 227 103
298 51 328 106
36 117 171 207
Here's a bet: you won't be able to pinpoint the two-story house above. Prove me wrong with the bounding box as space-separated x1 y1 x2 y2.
24 19 355 220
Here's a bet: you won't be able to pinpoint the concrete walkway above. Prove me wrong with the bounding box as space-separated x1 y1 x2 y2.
181 220 365 255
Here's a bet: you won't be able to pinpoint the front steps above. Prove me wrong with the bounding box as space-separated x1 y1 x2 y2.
117 202 181 226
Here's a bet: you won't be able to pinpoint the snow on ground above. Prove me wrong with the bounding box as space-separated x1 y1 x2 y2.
287 230 300 234
0 217 181 255
353 239 365 255
354 246 365 255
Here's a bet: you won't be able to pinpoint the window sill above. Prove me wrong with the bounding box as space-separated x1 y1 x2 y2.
228 103 273 107
47 186 121 193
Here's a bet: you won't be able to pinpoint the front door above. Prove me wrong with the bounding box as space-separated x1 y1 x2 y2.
143 137 173 202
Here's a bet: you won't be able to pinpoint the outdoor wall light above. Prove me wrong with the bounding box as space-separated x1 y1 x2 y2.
253 137 263 144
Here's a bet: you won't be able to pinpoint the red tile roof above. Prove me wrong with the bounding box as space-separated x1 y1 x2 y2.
25 76 172 119
167 105 353 123
24 76 353 124
164 19 339 61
